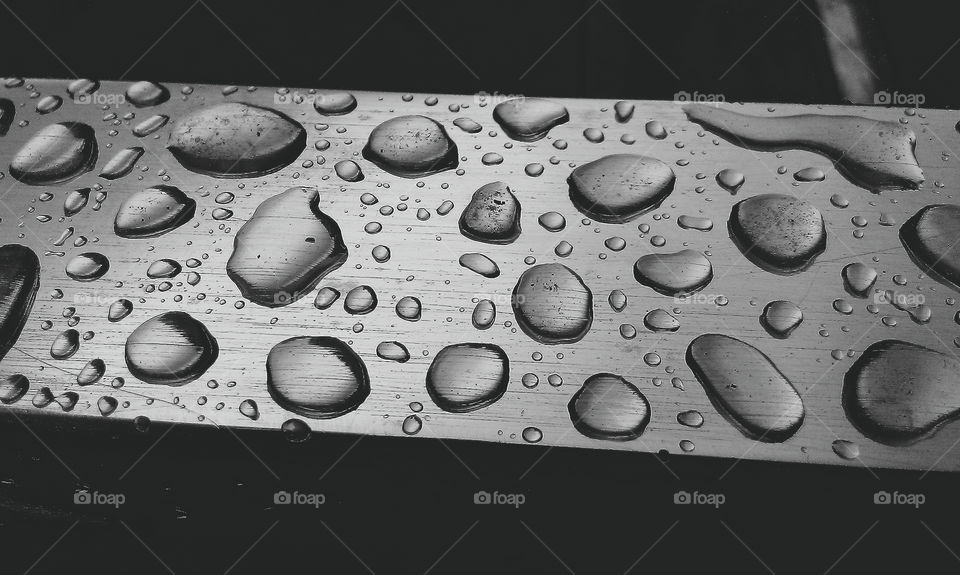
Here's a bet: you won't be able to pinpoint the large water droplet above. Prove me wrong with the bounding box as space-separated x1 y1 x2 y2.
568 373 650 440
843 340 960 445
686 334 804 442
9 122 98 184
0 245 40 361
425 343 508 413
634 250 712 296
683 104 923 192
0 98 15 136
0 374 28 404
168 103 306 177
226 187 347 307
568 154 675 223
459 181 521 244
114 185 196 238
362 115 458 177
125 311 219 385
267 336 369 419
492 98 568 142
729 194 826 274
512 263 592 344
900 204 960 291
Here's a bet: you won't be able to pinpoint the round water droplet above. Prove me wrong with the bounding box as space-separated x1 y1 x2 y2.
459 181 521 244
125 312 219 385
760 300 803 338
568 373 650 440
512 264 592 344
472 299 496 330
729 194 826 274
362 115 458 177
267 336 369 419
343 285 377 315
426 343 509 413
377 341 410 363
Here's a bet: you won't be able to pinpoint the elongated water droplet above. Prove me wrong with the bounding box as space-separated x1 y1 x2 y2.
147 258 181 279
313 287 340 310
267 336 369 419
125 312 219 385
511 263 592 344
132 114 169 137
108 299 133 322
729 194 826 274
452 117 482 133
568 373 650 440
634 250 712 296
677 215 713 231
64 188 90 217
568 154 674 223
794 167 825 182
50 329 80 360
684 104 923 192
99 146 143 180
362 115 458 177
0 245 40 361
239 399 259 420
472 299 496 330
492 98 568 142
168 103 306 177
832 439 859 460
114 185 196 238
459 181 521 244
36 95 62 114
313 92 356 115
10 122 98 184
643 309 679 332
0 98 13 136
0 374 28 404
77 358 105 386
459 253 500 278
227 187 347 307
426 343 508 413
687 334 804 442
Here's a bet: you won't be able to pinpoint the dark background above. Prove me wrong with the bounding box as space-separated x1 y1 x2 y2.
2 0 960 573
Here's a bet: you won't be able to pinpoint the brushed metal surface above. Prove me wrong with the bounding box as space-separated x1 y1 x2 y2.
1 78 958 472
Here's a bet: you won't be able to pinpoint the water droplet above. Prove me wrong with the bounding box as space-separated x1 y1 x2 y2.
125 312 219 385
362 115 458 177
377 341 410 363
538 211 566 232
613 101 635 123
677 410 704 428
568 373 650 440
634 250 712 296
522 426 543 443
35 95 62 114
126 81 169 107
334 159 364 182
132 114 169 137
239 399 259 420
492 98 568 141
396 296 422 321
831 439 859 459
281 419 311 443
677 215 713 232
267 336 369 418
227 187 347 307
729 194 825 274
760 300 803 338
643 309 679 332
0 245 40 361
900 204 960 291
65 252 109 281
608 289 627 312
76 358 105 386
64 188 90 217
459 253 500 278
472 299 496 330
841 263 878 297
568 154 675 223
313 92 357 115
99 146 144 180
0 374 28 404
9 122 98 184
645 120 667 140
794 167 825 182
402 414 422 435
716 169 745 193
50 329 80 359
343 285 377 315
426 343 508 412
97 396 118 416
512 264 592 344
168 103 306 177
687 334 804 441
459 181 521 244
453 117 482 133
114 185 196 239
146 258 182 279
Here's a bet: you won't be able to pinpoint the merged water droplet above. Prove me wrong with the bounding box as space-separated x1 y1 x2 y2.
729 194 826 274
114 185 196 238
683 104 923 192
760 300 803 338
226 187 348 307
0 245 40 362
568 154 675 223
402 414 423 435
425 343 509 413
125 311 219 386
459 181 522 244
843 340 960 445
9 122 98 184
267 336 370 419
686 334 804 442
512 263 593 344
65 252 110 281
168 103 306 177
362 115 458 177
568 373 651 440
634 250 712 296
492 98 568 142
900 204 960 291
